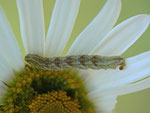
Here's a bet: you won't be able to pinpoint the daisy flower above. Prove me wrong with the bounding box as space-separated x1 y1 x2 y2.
0 0 150 113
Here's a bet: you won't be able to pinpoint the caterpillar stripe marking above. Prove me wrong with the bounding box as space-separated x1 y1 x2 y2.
25 54 125 71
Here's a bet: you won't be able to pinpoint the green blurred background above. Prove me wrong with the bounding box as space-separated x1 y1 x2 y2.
0 0 150 113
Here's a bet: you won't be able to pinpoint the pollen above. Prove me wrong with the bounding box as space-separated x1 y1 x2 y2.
1 65 95 113
29 91 81 113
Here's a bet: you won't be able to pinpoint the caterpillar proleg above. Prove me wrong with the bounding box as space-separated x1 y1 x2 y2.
25 54 125 71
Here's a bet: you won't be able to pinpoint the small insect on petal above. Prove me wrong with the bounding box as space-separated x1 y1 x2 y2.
25 54 126 71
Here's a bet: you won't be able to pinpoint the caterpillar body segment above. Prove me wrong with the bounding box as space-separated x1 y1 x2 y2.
25 54 125 71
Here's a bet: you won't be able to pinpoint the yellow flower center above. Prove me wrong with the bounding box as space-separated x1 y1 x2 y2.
1 65 95 113
29 91 80 113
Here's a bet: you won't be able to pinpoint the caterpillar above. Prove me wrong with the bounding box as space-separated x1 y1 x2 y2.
25 54 125 71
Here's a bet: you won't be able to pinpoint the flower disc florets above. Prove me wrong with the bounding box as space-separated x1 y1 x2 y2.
1 66 95 113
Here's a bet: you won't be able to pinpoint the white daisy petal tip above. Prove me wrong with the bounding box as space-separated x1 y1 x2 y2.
92 14 150 56
143 14 150 22
67 0 121 55
45 0 80 57
148 14 150 22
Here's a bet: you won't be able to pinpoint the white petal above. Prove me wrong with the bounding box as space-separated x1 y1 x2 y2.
45 0 80 57
114 51 150 95
67 0 121 55
92 14 150 56
88 76 150 101
89 51 150 92
84 70 115 91
0 57 14 82
17 0 45 55
105 51 150 87
0 9 24 72
0 82 8 104
0 56 14 101
95 97 117 113
117 77 150 95
86 52 150 112
87 51 150 99
88 94 117 113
